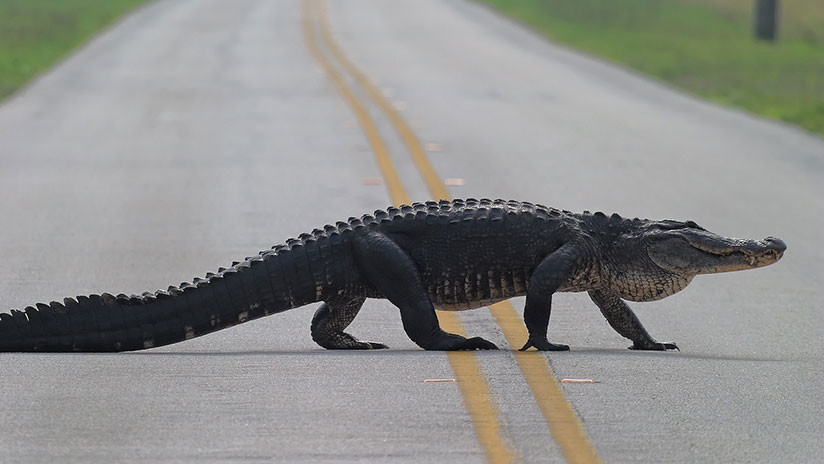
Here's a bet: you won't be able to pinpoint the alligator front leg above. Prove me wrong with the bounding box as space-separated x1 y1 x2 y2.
520 244 581 352
351 231 497 351
588 290 678 351
311 297 388 349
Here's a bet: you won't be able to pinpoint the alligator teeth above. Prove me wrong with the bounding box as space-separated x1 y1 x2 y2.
748 256 757 266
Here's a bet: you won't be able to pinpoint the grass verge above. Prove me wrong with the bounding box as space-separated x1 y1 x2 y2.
0 0 147 101
477 0 824 136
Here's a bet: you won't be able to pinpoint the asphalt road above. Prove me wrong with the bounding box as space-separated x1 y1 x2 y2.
1 0 822 462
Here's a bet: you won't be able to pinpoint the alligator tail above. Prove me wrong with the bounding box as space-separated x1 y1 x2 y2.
0 241 326 352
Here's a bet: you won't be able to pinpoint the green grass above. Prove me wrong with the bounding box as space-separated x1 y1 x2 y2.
0 0 147 100
477 0 824 136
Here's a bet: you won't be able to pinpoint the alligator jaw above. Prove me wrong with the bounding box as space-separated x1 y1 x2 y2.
648 231 786 275
690 235 786 273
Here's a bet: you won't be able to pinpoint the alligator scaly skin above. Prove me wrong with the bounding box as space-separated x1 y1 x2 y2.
0 199 786 352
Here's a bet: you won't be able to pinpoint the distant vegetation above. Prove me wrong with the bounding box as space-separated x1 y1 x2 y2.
1 0 821 137
0 0 146 101
477 0 824 136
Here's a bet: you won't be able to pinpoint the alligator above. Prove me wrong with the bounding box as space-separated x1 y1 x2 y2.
0 199 786 353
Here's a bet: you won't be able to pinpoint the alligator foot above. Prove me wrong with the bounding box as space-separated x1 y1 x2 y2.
338 339 389 350
462 336 498 350
629 341 679 351
317 332 389 350
420 331 498 351
519 337 570 351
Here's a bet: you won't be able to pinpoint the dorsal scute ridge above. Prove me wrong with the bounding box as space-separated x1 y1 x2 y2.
351 199 574 221
259 249 274 259
48 301 66 312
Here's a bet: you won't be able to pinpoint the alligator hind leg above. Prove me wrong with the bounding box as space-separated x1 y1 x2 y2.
311 297 388 349
351 230 497 351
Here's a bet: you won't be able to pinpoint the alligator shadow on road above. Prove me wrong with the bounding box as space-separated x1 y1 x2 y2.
119 347 794 363
561 347 790 363
0 349 438 359
1 348 794 363
124 348 461 358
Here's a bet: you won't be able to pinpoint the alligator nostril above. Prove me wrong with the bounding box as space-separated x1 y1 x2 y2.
764 236 787 253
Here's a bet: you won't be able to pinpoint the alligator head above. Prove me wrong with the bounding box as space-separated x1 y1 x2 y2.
644 221 786 275
604 218 786 302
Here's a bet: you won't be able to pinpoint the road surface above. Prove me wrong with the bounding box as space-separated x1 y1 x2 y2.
1 0 821 462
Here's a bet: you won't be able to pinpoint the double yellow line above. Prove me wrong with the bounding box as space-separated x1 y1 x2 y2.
302 1 601 462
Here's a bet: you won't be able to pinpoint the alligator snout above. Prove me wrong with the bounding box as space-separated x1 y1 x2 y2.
763 236 787 254
744 236 786 267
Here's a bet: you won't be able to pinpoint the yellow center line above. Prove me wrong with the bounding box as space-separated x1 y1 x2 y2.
301 0 407 206
314 2 603 463
315 3 449 201
490 303 602 464
302 1 518 462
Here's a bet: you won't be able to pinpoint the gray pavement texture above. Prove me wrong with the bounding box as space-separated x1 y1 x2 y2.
1 0 822 462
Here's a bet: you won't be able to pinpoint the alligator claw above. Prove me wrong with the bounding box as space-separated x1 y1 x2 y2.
363 341 389 350
466 336 498 350
630 341 679 351
519 337 570 352
421 332 498 350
